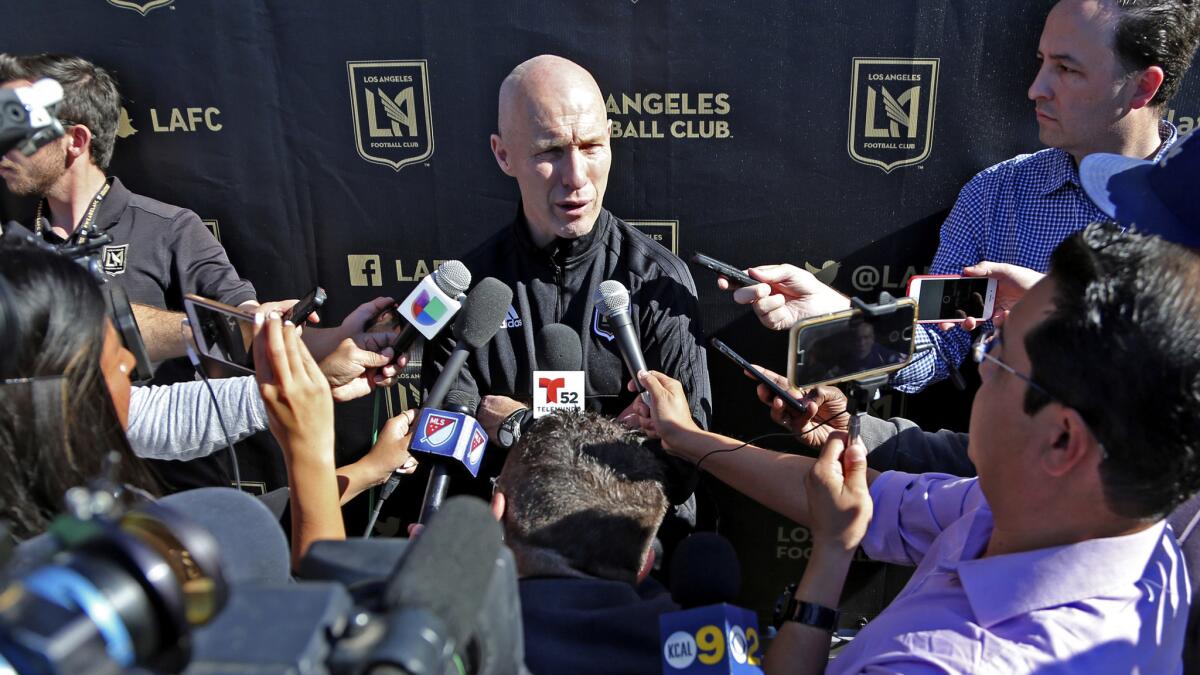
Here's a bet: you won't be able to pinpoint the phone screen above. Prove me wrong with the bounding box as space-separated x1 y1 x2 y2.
190 302 255 371
915 277 991 321
789 304 916 389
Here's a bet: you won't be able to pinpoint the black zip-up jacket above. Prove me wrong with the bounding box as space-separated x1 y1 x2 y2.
422 207 711 426
421 208 711 500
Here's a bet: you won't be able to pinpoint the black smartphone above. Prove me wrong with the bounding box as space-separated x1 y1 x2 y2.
690 252 757 288
709 337 807 412
184 295 256 374
284 286 327 325
787 300 917 389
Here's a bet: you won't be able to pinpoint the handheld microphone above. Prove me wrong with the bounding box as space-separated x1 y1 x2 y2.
594 280 649 394
532 323 585 418
669 533 742 610
414 390 487 524
391 260 472 355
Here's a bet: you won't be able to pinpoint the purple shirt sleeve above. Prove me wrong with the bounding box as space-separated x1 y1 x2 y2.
861 471 984 566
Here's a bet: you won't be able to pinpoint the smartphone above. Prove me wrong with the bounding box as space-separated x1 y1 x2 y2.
690 252 757 287
183 295 256 374
284 286 326 326
787 299 917 389
906 275 997 324
710 337 807 412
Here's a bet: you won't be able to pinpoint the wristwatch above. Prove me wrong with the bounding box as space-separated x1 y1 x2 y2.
772 582 839 632
497 408 532 449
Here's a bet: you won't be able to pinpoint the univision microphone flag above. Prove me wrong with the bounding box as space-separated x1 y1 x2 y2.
408 408 488 477
398 273 462 340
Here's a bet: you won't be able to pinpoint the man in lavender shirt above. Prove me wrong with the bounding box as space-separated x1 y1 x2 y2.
638 223 1200 673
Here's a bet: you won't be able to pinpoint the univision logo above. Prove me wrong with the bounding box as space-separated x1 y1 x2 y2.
410 290 447 326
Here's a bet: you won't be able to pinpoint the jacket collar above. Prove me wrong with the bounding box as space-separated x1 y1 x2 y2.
512 204 611 268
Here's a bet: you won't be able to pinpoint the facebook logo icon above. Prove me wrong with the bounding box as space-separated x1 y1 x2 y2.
348 254 383 287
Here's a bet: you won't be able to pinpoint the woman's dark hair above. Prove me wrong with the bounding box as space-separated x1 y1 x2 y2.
0 246 158 539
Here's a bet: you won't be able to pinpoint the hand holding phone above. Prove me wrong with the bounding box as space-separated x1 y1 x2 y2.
709 337 806 412
690 252 757 288
283 286 327 326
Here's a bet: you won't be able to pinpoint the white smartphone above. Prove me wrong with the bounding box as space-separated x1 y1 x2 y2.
906 275 997 324
183 294 256 374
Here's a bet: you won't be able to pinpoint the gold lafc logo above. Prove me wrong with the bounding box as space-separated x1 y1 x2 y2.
347 60 434 171
107 0 174 15
848 58 939 173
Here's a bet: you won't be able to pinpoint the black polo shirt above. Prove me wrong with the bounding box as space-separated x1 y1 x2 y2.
37 176 256 311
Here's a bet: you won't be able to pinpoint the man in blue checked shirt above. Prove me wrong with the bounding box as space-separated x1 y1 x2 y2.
724 0 1200 393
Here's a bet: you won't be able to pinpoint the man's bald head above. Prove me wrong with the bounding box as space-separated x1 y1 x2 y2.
497 55 606 138
489 55 613 247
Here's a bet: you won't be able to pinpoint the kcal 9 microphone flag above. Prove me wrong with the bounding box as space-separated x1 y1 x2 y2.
660 604 763 674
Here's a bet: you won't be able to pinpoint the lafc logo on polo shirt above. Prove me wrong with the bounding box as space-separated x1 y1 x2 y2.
102 244 129 276
106 0 174 15
346 60 435 171
848 57 939 173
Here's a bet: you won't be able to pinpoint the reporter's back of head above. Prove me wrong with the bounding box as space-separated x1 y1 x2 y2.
494 411 668 583
0 246 155 539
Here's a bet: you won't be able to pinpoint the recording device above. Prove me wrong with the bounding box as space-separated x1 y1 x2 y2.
283 285 327 326
413 390 487 525
532 323 585 418
906 274 997 324
709 337 806 413
689 252 757 288
183 295 256 375
0 78 65 157
374 260 472 355
370 277 510 527
594 280 650 395
786 298 917 390
0 483 230 674
660 534 762 675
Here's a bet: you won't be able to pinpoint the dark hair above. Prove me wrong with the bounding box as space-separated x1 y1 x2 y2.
1111 0 1200 106
1024 223 1200 519
0 247 157 539
495 411 668 583
0 53 121 169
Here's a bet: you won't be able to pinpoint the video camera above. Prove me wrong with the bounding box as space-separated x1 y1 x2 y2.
0 486 525 675
0 78 65 158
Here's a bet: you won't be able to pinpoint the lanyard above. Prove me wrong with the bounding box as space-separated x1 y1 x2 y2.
34 177 113 247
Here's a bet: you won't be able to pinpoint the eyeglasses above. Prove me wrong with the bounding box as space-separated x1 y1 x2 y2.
971 328 1054 400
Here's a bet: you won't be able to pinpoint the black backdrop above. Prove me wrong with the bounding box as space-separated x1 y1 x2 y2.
6 0 1200 623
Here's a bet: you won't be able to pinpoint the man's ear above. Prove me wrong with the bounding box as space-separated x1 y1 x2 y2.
1129 65 1165 110
490 490 506 522
65 123 94 162
636 543 656 584
490 133 513 176
1040 407 1098 477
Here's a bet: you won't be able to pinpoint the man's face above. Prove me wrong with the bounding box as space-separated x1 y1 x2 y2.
1028 0 1140 157
967 279 1057 506
494 85 612 244
853 322 875 360
0 78 68 196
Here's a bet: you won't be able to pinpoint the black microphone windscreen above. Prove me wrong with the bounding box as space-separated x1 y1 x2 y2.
535 323 582 371
445 389 479 415
385 496 505 645
453 277 513 349
669 532 742 609
159 487 291 587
